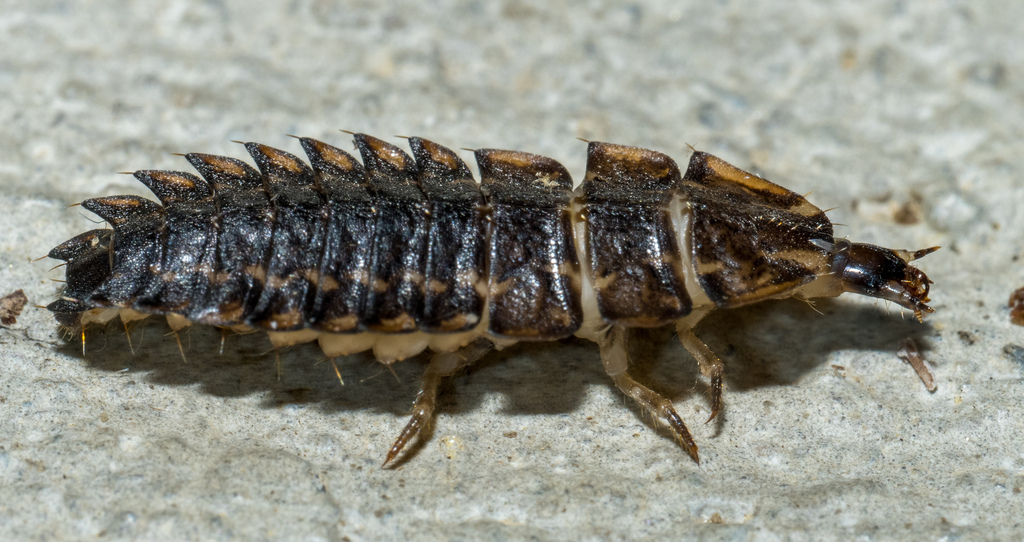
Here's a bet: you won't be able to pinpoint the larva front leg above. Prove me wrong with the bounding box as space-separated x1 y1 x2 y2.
598 326 699 463
675 322 725 424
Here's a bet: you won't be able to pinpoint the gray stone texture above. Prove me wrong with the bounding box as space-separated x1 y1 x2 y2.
1 0 1022 539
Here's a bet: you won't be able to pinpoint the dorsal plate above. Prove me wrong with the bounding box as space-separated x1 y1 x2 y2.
682 152 834 307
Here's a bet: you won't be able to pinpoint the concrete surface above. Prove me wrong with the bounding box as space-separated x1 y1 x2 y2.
2 0 1023 539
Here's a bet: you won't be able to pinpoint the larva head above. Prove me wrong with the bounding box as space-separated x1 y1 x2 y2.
828 240 939 321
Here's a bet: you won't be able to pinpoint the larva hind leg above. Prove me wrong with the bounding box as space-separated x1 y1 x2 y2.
382 339 494 468
675 323 724 424
599 326 699 463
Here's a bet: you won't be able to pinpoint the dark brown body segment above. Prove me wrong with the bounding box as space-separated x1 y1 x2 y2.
355 134 430 333
80 196 166 309
185 153 273 326
300 138 377 334
409 138 487 333
132 170 218 320
581 142 692 326
243 144 327 331
47 229 114 325
477 149 583 339
682 152 834 307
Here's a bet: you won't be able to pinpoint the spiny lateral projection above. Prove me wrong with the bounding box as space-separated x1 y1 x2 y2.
49 133 938 465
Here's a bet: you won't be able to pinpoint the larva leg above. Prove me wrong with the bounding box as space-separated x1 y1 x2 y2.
599 326 699 463
382 339 493 468
675 324 724 424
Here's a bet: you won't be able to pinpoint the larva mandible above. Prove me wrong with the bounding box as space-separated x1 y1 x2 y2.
48 133 938 465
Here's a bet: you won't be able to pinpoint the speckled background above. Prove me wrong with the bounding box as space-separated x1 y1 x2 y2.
2 0 1023 539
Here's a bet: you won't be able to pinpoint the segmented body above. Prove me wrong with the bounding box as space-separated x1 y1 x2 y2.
50 135 833 353
49 134 935 464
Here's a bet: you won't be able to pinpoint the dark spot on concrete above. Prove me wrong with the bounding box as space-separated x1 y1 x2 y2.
1002 344 1024 366
957 330 977 345
893 193 924 225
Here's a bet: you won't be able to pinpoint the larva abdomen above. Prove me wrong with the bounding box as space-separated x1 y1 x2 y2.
53 134 596 340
